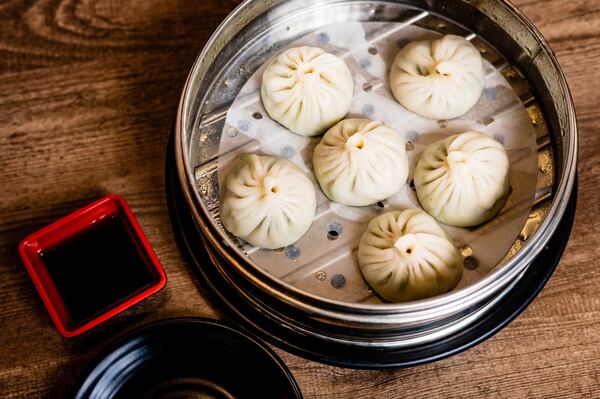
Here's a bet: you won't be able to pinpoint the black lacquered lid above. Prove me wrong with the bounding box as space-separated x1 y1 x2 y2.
74 317 302 398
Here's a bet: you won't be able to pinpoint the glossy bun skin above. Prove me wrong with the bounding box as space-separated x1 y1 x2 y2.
220 154 316 249
261 46 354 137
414 131 510 227
313 118 409 206
358 209 463 302
390 35 484 120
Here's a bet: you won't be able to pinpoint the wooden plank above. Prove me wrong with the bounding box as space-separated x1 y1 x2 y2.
0 0 598 397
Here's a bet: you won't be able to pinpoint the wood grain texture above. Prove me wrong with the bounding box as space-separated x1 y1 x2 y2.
0 0 598 397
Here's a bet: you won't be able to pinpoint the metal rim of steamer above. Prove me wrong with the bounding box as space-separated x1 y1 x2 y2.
174 0 577 340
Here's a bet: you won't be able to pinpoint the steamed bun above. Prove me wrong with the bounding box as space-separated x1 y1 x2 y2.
261 46 354 137
389 35 484 120
220 154 316 249
358 209 463 302
414 131 510 227
313 118 409 206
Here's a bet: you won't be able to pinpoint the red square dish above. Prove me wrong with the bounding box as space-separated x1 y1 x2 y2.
18 194 167 337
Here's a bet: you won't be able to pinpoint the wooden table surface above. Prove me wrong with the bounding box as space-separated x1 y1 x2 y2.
1 0 599 397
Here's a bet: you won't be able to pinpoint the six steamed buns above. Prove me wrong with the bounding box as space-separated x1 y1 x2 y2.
219 35 513 302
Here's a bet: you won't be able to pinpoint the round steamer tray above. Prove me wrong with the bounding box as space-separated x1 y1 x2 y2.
173 0 577 363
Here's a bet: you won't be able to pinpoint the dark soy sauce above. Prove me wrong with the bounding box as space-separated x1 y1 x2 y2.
41 214 157 325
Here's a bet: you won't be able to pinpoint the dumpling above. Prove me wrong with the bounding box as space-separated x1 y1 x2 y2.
261 46 354 137
358 209 463 302
389 34 484 120
220 154 316 249
313 118 409 206
414 131 510 227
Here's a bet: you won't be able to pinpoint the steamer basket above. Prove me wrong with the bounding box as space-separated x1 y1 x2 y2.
173 0 577 364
